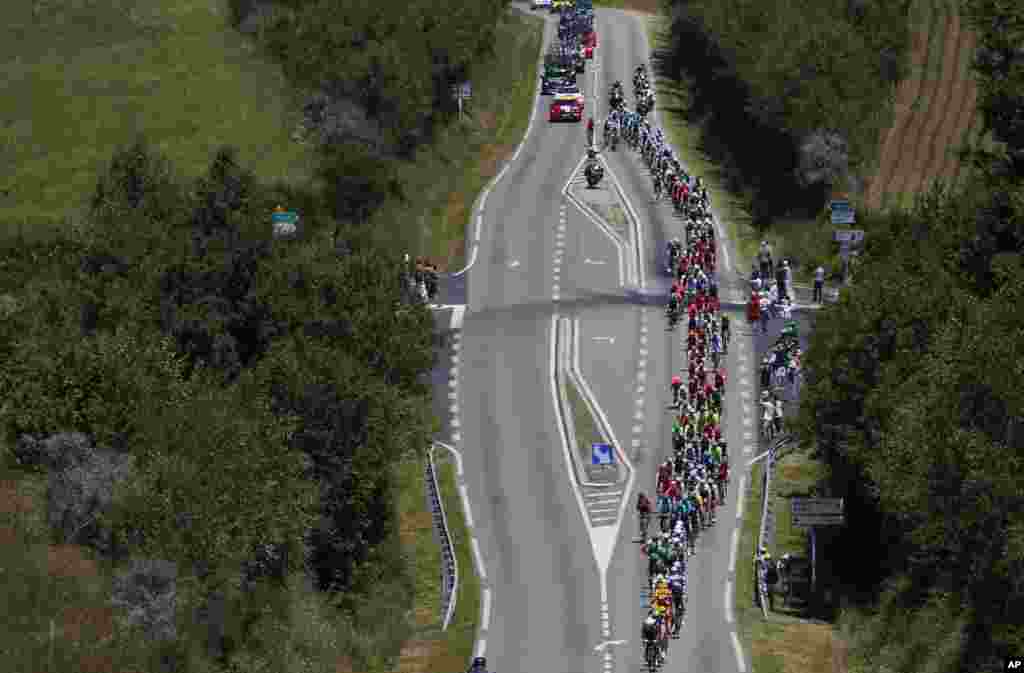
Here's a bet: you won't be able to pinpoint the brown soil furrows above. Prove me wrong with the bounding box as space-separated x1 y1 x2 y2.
914 8 968 196
866 0 934 210
938 30 979 186
889 5 955 201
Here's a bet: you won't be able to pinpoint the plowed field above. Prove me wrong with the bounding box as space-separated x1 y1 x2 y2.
866 0 981 213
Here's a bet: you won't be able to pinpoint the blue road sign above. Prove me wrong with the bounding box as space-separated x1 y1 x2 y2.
272 211 299 225
592 443 614 465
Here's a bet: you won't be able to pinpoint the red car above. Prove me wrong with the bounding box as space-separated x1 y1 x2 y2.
549 93 584 122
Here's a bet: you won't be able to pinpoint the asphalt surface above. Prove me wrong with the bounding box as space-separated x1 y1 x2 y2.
433 5 756 672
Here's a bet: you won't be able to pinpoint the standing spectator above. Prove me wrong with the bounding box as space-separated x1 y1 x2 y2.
765 555 780 610
758 241 773 279
782 260 793 301
775 261 788 301
813 265 825 303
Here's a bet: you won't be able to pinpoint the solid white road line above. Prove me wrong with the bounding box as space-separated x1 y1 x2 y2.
729 528 739 573
732 631 747 672
471 537 486 582
482 587 492 630
737 476 747 520
725 580 734 623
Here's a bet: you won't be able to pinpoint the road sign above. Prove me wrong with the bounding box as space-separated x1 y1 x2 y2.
833 229 864 244
271 210 299 237
791 498 844 527
829 200 856 225
591 443 614 465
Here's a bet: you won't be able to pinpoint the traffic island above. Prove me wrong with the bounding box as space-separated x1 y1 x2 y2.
564 151 644 287
555 316 627 488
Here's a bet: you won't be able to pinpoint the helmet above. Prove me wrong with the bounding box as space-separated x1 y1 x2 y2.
671 375 682 385
645 616 656 626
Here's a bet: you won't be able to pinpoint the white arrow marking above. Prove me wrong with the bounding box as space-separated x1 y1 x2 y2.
592 336 615 343
508 259 520 268
585 258 607 264
594 640 628 652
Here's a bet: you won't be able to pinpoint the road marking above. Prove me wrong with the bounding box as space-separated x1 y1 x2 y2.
637 385 645 394
592 336 615 343
729 528 739 573
507 259 520 269
732 631 747 672
471 537 485 581
748 450 772 465
585 258 607 264
740 377 751 386
743 417 752 427
736 477 746 520
448 379 457 389
452 431 461 442
639 348 648 357
633 425 643 434
553 283 560 293
635 398 643 406
593 640 627 653
632 439 642 448
588 490 623 497
475 637 486 659
744 431 753 440
451 417 460 429
725 580 734 623
634 411 643 421
482 587 492 629
448 391 457 400
449 403 458 414
740 391 751 399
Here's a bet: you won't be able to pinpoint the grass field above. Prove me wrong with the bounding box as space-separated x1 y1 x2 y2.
365 10 544 272
0 0 319 241
388 450 480 673
865 0 986 214
735 454 838 673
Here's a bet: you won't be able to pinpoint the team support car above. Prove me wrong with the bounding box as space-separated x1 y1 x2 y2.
542 74 574 95
549 92 584 122
530 0 552 8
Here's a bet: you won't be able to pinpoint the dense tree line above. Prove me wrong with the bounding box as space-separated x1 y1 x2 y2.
660 0 912 222
793 2 1023 670
228 0 509 156
0 137 434 671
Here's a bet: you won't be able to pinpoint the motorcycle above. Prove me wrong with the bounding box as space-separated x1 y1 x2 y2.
585 160 604 188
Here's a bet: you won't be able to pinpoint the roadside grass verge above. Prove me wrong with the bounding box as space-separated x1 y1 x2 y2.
565 376 604 464
365 10 544 272
433 452 482 671
735 452 835 672
0 0 318 241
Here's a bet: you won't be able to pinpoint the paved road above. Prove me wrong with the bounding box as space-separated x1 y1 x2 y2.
435 5 753 673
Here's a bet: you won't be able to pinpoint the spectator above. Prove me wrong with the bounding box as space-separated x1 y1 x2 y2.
813 265 825 303
765 556 780 610
758 241 773 278
782 260 793 300
775 261 788 301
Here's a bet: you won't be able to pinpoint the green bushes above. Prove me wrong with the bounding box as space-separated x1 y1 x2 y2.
0 136 433 670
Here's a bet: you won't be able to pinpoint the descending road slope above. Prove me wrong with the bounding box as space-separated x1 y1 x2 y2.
455 5 747 673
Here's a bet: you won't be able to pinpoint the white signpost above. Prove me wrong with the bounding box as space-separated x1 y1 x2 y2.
452 81 473 121
791 497 845 528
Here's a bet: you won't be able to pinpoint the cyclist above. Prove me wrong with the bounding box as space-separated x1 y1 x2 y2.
637 492 653 537
641 614 659 668
670 375 683 407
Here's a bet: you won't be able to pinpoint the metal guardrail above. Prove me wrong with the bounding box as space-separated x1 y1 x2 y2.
426 445 458 631
754 437 785 618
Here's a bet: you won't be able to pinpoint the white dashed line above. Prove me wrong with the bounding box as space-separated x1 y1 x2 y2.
632 425 643 434
744 431 753 440
737 477 747 520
